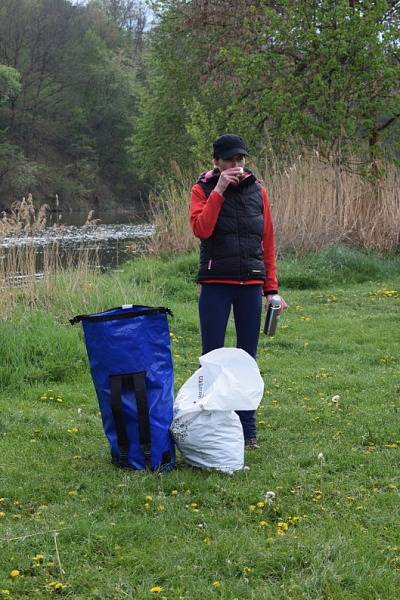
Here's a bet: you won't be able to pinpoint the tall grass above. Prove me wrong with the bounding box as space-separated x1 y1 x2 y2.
0 244 102 318
149 155 400 254
264 153 400 251
148 167 199 255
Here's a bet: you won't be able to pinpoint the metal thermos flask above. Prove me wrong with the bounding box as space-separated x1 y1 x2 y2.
264 294 281 336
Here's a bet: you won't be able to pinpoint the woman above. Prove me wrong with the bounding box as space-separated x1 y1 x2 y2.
190 133 287 448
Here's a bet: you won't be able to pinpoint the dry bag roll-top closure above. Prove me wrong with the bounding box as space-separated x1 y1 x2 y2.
71 305 175 472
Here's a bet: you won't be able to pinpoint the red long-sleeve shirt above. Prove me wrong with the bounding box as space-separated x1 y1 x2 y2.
190 183 278 294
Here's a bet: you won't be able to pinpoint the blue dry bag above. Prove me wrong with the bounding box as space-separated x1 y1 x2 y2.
71 305 175 472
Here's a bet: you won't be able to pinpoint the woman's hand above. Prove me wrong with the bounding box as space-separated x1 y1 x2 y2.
266 294 288 315
214 167 244 195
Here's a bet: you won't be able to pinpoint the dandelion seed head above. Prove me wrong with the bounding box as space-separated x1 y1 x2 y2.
264 491 276 504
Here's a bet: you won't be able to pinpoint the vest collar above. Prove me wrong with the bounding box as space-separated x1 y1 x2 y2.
197 168 256 188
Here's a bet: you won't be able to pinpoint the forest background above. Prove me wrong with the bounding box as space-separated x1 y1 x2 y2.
0 0 399 219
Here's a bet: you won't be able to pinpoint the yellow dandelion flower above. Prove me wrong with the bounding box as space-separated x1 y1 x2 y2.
55 583 65 590
144 502 151 509
249 504 256 511
0 512 5 518
49 581 66 590
212 581 221 588
145 495 153 501
259 520 269 527
277 521 289 534
68 490 78 497
10 570 20 578
157 504 165 512
203 537 211 544
67 427 78 433
256 501 265 508
243 566 253 573
190 502 198 508
290 516 301 524
150 586 163 593
32 554 44 562
171 490 178 496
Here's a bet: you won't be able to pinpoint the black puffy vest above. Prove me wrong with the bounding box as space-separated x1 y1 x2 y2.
197 169 266 282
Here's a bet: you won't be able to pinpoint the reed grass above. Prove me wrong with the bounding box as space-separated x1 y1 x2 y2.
148 165 199 255
148 155 400 254
0 243 102 318
263 153 400 252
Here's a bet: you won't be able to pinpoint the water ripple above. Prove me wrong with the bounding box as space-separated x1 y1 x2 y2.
0 223 154 248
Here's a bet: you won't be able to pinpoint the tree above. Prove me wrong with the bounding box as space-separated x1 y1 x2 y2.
135 0 400 180
0 0 144 205
234 2 399 167
0 65 21 103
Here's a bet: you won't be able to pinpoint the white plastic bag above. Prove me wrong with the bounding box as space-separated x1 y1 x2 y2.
171 348 264 472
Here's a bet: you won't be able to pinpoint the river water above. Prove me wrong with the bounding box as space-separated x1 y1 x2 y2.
0 209 154 285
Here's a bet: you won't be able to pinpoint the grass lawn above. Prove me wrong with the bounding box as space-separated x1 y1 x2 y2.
0 246 399 599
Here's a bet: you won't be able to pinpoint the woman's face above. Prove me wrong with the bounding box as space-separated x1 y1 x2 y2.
214 154 246 172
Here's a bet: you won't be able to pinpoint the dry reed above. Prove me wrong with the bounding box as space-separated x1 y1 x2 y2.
148 155 400 254
148 163 199 255
0 243 100 316
263 153 400 252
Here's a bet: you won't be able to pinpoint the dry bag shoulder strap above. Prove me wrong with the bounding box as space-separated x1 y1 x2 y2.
110 372 152 469
132 373 152 468
110 375 129 467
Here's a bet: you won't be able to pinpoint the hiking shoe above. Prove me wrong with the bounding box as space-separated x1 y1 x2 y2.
245 437 260 449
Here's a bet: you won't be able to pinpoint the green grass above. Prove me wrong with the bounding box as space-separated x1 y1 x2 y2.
0 246 399 599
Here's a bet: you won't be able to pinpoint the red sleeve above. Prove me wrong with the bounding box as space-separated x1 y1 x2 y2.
190 183 224 240
261 187 279 294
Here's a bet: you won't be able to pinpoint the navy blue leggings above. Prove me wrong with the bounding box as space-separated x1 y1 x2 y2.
198 283 263 439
